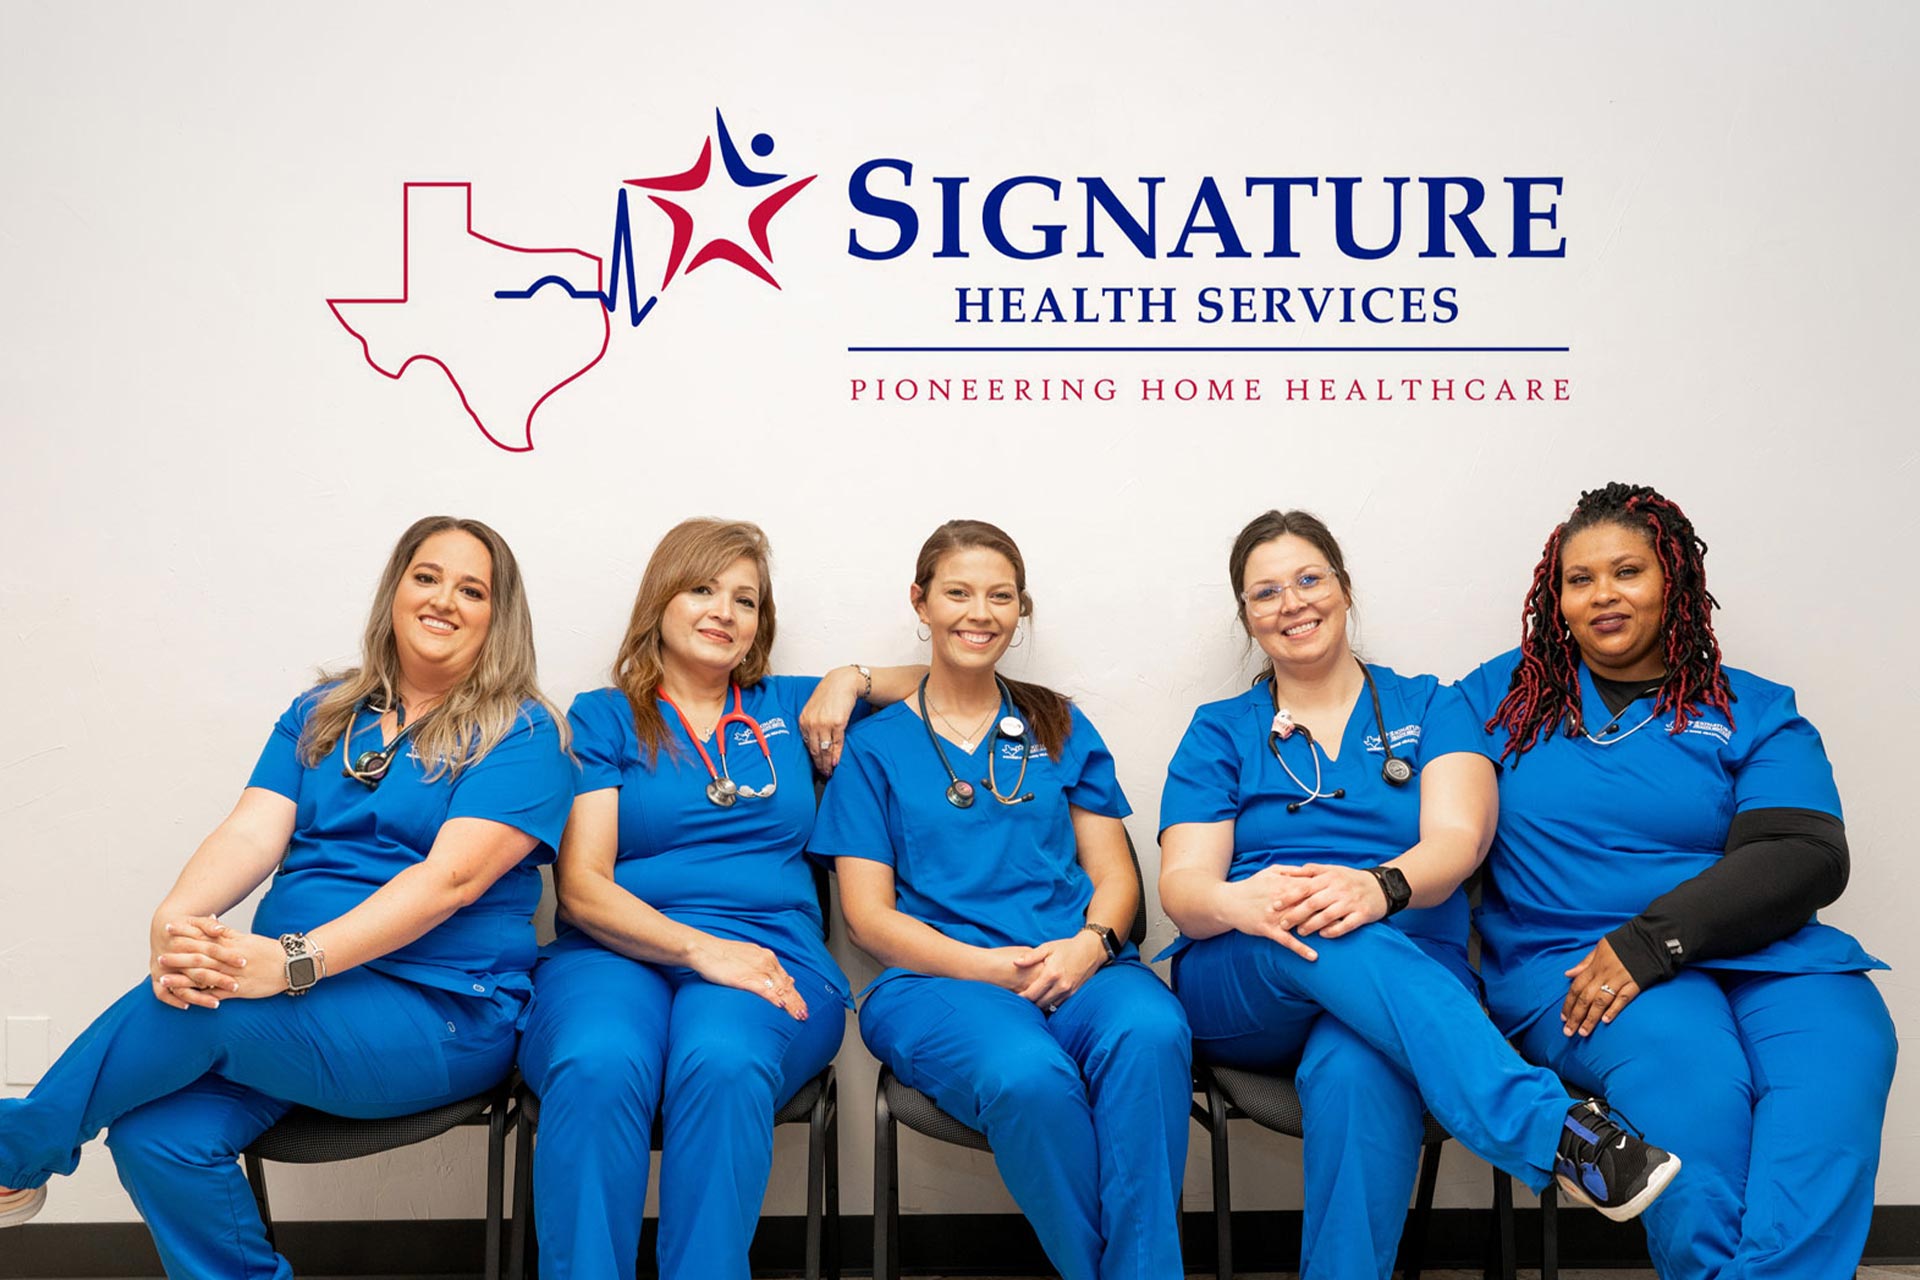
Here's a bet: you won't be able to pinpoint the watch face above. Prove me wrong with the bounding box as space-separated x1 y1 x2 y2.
287 956 318 988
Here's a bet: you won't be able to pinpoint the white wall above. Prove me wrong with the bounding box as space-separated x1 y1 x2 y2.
2 0 1915 1228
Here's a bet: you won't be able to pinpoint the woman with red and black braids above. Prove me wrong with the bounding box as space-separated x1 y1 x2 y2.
1456 482 1895 1279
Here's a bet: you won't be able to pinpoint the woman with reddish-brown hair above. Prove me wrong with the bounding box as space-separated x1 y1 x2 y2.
514 517 919 1280
1457 482 1894 1279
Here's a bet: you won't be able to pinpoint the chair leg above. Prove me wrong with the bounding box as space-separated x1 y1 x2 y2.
1485 1167 1516 1280
508 1094 538 1280
1540 1180 1559 1280
484 1095 507 1280
824 1075 841 1280
874 1076 897 1280
806 1077 826 1280
243 1152 276 1254
1401 1139 1443 1280
1205 1075 1232 1280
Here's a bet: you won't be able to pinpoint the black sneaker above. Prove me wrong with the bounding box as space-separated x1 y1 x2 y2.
1555 1099 1681 1221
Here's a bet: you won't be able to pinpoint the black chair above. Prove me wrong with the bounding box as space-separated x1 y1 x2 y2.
1191 1060 1519 1280
507 856 845 1280
870 830 1156 1280
242 1071 518 1280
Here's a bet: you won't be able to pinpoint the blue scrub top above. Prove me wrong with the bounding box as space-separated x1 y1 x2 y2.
1157 665 1482 979
1455 649 1884 1034
812 699 1131 997
551 676 855 1002
248 688 573 1000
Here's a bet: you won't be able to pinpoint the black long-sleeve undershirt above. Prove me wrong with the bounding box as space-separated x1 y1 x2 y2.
1584 672 1850 988
1603 807 1850 988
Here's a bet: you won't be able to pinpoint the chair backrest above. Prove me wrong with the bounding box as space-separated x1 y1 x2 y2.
1121 827 1148 946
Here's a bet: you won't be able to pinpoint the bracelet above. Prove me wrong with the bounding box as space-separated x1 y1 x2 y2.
853 664 872 699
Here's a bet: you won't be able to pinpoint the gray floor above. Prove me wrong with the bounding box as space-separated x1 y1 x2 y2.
19 1273 1920 1279
34 1272 1920 1280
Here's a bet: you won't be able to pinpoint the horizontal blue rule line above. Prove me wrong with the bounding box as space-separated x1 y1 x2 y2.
846 345 1571 354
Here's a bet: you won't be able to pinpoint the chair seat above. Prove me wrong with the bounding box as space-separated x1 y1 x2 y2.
245 1091 495 1164
776 1071 829 1126
1207 1063 1449 1146
880 1070 990 1153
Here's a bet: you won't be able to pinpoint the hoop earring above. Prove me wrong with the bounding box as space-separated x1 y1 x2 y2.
1008 623 1025 649
916 624 931 642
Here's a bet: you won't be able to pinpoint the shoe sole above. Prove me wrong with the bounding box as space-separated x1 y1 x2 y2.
0 1184 47 1228
1557 1152 1681 1222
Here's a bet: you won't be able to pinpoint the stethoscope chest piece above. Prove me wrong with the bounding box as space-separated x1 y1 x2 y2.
706 777 740 808
1382 757 1414 786
998 716 1025 740
945 779 976 809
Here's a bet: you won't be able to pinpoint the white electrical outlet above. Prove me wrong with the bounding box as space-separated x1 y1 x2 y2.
6 1017 50 1085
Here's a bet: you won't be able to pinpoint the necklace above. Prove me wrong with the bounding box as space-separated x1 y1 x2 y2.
926 695 997 751
1582 706 1664 746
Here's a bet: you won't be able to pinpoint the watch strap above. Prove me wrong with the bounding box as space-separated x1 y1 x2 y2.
1079 922 1120 962
1366 866 1412 917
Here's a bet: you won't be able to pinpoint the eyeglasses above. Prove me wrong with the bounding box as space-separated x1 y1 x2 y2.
1240 568 1339 616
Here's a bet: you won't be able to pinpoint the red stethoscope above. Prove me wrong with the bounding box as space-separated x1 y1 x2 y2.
657 684 779 807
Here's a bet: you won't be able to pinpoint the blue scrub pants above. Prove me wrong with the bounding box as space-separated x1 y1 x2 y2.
859 960 1192 1280
1174 926 1574 1280
0 969 517 1280
515 945 845 1280
1515 968 1895 1280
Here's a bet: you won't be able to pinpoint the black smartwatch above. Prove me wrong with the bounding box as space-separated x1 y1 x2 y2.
1079 922 1120 964
1365 866 1412 917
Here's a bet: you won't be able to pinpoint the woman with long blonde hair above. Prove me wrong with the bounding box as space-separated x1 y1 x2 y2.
515 517 919 1280
0 516 574 1280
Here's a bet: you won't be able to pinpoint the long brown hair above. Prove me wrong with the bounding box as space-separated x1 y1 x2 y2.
298 516 565 779
913 519 1073 758
613 518 777 764
1227 509 1355 677
1486 482 1732 760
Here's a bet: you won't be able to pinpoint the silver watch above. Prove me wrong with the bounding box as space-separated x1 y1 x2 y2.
280 932 327 996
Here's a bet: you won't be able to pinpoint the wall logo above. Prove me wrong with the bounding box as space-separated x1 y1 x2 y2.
327 111 813 452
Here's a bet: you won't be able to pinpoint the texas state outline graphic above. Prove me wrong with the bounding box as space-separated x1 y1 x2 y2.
328 183 611 453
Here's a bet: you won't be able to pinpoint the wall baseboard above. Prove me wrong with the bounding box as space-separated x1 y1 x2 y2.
8 1207 1919 1276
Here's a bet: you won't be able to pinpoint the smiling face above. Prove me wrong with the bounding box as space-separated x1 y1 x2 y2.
1241 533 1352 674
912 546 1022 676
390 529 494 689
659 555 763 679
1559 521 1668 681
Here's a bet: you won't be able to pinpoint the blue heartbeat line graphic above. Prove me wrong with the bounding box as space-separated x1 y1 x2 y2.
494 188 657 327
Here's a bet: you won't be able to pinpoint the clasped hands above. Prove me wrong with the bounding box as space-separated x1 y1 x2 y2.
1227 863 1391 961
984 930 1109 1012
148 917 288 1009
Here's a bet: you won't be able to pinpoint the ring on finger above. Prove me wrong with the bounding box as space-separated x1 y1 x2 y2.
1599 982 1616 997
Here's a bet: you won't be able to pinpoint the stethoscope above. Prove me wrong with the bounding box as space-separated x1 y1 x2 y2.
918 675 1034 808
657 684 778 808
341 697 434 789
1267 658 1413 813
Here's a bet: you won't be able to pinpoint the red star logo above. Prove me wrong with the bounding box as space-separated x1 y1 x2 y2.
625 118 815 292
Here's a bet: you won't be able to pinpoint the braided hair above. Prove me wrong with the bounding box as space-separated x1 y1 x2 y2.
1487 482 1732 761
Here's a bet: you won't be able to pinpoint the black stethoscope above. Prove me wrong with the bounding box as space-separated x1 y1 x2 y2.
1267 658 1413 813
918 676 1035 808
341 698 434 789
658 684 778 808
